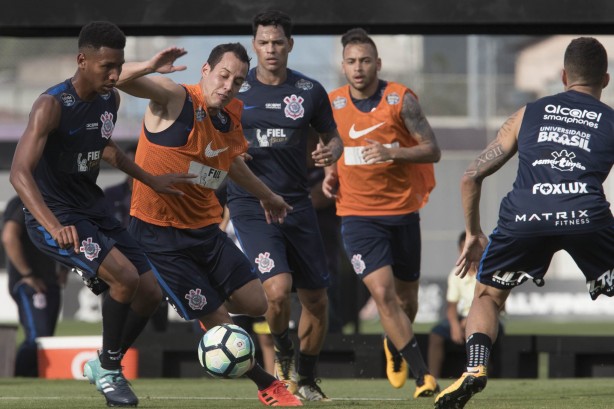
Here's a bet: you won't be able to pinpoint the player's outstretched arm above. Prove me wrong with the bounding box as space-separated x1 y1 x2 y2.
116 47 187 104
102 140 196 196
9 95 80 253
117 46 187 85
228 156 292 224
456 107 524 278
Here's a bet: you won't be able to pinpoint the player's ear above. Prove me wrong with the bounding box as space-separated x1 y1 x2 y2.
561 69 568 86
287 37 294 53
377 57 382 72
201 62 211 78
77 52 86 69
603 73 610 89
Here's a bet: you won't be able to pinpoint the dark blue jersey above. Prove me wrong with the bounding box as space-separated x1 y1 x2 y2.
498 90 614 236
226 68 336 216
34 79 117 218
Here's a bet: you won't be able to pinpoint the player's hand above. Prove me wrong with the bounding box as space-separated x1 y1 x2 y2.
260 194 293 224
50 225 80 253
148 173 197 195
362 139 392 164
311 142 336 167
148 47 188 74
22 276 47 293
455 232 488 278
238 152 253 161
322 169 339 199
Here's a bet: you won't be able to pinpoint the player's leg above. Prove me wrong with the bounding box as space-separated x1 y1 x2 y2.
387 214 438 396
385 278 418 388
395 278 419 322
565 226 614 300
435 232 551 409
11 283 45 377
434 283 507 409
363 267 436 397
108 227 163 356
83 247 142 407
282 208 331 401
226 278 268 317
231 214 299 393
294 287 330 401
26 217 141 406
180 235 302 408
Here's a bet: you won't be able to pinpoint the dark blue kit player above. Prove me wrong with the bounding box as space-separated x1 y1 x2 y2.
226 9 343 401
9 21 191 407
436 37 614 409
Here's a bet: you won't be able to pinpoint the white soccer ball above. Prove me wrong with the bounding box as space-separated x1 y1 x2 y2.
198 323 255 378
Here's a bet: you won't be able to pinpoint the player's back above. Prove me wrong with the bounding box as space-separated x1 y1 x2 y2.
498 90 614 236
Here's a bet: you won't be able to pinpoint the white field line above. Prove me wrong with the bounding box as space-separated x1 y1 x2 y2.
0 396 405 401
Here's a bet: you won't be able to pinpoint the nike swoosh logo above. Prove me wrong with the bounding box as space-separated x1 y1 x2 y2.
69 126 84 136
205 141 229 158
243 105 258 110
348 122 385 139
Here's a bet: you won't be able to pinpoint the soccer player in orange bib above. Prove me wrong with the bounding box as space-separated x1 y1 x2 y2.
117 43 301 407
323 28 441 398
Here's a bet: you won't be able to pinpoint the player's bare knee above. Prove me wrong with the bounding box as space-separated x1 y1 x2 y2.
265 288 289 308
475 283 509 309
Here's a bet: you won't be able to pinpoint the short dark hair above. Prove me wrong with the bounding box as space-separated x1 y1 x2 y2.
78 21 126 50
564 37 608 86
252 10 292 38
341 28 378 57
207 43 251 71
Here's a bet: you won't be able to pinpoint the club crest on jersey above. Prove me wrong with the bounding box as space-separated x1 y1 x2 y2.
100 111 114 139
80 237 101 261
255 252 275 273
185 288 207 310
196 106 207 121
283 94 305 120
332 96 347 110
386 93 400 105
239 81 251 93
295 78 313 90
61 93 75 107
351 254 366 274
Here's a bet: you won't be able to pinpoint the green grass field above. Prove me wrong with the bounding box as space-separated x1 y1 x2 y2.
0 377 612 409
4 319 614 408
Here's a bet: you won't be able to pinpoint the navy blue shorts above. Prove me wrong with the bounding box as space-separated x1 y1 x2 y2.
479 226 614 300
341 213 421 281
144 227 258 320
25 214 150 280
231 207 330 290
